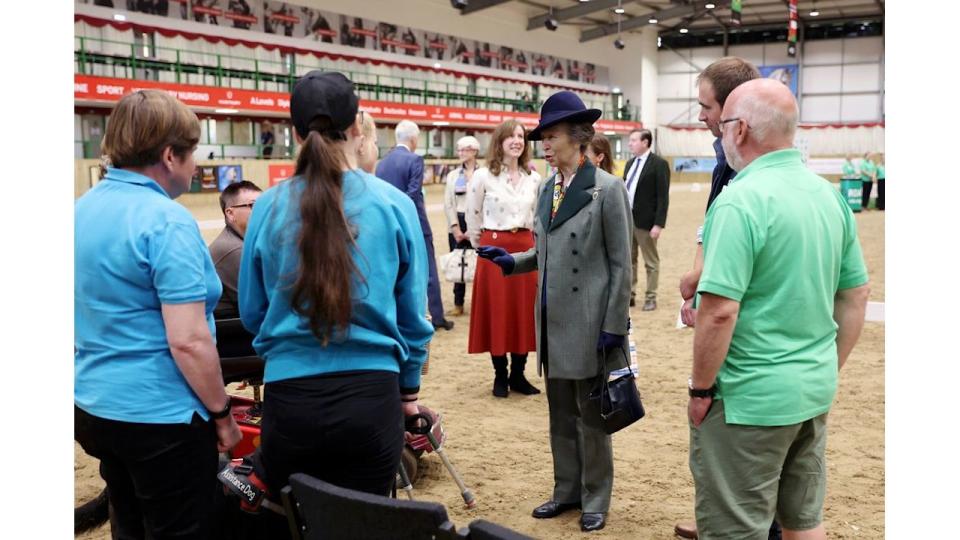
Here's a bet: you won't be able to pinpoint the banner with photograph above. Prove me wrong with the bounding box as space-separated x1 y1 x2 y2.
673 157 718 173
79 1 609 85
759 64 799 96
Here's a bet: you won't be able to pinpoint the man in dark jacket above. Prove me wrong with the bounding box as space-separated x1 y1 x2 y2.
376 120 453 331
622 128 670 311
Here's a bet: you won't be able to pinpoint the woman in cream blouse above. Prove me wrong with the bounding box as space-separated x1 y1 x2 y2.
466 120 542 398
443 136 481 316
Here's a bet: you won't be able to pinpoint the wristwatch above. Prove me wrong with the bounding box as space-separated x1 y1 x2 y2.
688 377 717 399
208 397 232 420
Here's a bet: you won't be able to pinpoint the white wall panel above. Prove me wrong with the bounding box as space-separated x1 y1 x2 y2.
803 40 842 65
659 49 694 73
842 63 880 92
658 73 695 99
840 95 880 122
763 42 794 66
802 65 843 94
843 36 883 63
658 101 697 126
801 95 840 123
690 46 724 70
728 44 764 65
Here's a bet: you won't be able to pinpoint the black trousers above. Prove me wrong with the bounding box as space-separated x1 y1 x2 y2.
74 406 219 540
877 179 885 210
447 212 471 306
862 180 874 209
260 370 403 500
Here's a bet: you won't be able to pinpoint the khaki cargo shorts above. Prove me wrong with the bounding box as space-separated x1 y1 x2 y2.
689 399 828 540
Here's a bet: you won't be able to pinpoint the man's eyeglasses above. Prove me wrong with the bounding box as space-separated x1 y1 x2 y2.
719 117 744 132
230 202 255 209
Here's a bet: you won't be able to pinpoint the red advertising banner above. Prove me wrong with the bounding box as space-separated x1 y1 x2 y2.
268 163 296 187
74 75 642 133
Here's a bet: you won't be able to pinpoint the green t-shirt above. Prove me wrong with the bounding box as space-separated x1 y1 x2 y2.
859 159 876 181
877 164 885 179
841 160 857 179
699 149 869 426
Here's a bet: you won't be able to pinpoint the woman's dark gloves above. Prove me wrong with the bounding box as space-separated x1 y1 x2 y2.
596 331 624 352
477 246 515 274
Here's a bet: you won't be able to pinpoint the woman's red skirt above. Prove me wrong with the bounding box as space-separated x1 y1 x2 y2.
467 229 538 355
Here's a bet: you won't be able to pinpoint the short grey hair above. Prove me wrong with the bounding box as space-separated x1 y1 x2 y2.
730 92 799 144
395 120 420 144
566 122 595 150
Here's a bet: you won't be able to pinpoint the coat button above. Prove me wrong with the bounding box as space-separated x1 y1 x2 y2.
570 232 576 238
572 287 579 292
572 250 578 255
573 268 578 273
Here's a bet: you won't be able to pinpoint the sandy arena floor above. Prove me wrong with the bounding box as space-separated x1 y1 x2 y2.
75 181 885 539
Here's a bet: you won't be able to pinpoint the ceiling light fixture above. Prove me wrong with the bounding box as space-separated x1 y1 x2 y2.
215 108 239 114
680 28 689 33
544 7 559 31
612 87 621 93
648 17 658 24
705 2 716 8
614 7 625 14
433 62 442 69
810 0 820 17
613 1 625 49
113 13 126 21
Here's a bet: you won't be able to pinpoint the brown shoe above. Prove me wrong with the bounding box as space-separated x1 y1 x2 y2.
446 305 465 317
674 521 698 539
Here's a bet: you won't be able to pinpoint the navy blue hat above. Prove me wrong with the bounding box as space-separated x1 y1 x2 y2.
527 91 602 141
291 71 359 140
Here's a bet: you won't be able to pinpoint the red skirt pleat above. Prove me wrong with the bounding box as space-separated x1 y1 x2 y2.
467 229 538 355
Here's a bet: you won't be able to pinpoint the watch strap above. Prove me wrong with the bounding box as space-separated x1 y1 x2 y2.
208 398 232 420
688 385 717 398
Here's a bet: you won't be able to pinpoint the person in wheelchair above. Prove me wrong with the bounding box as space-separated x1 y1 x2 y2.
237 71 434 527
74 90 241 539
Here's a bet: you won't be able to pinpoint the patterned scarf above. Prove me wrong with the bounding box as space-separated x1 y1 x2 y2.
551 155 586 219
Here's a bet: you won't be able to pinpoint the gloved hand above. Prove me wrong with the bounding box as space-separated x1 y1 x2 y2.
477 246 515 274
596 331 624 353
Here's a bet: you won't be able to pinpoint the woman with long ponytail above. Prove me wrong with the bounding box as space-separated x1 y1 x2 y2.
238 72 433 516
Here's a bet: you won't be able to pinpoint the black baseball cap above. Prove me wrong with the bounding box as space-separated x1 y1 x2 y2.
290 71 359 140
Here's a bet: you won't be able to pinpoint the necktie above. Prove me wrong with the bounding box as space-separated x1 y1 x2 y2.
625 158 642 192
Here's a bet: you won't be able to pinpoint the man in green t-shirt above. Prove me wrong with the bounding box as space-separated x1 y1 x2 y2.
688 79 870 540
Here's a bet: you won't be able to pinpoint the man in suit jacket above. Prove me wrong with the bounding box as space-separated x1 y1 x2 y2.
478 92 633 533
622 128 670 311
375 120 453 330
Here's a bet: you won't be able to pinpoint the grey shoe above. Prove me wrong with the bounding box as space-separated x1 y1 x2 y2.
642 299 657 311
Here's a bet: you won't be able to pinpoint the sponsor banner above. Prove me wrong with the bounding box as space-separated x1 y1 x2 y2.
75 75 642 132
79 1 607 85
759 64 799 96
268 163 296 186
673 157 718 173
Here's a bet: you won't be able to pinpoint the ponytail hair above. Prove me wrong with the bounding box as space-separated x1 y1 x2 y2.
290 117 359 346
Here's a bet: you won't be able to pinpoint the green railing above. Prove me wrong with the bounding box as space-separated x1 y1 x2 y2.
74 36 640 121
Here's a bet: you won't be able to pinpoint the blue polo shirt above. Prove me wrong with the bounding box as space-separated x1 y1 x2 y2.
75 168 222 424
239 169 433 393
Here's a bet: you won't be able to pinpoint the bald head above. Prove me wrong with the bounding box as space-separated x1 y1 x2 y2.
725 79 799 146
721 79 799 171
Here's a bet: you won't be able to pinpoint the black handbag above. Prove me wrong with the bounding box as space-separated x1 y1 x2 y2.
587 346 645 435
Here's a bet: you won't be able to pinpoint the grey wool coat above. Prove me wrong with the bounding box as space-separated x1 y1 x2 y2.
508 160 633 379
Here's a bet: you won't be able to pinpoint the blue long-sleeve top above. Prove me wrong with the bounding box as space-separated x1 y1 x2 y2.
238 169 433 394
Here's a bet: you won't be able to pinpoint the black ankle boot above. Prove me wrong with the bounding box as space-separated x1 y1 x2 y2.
508 354 541 395
492 356 509 398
